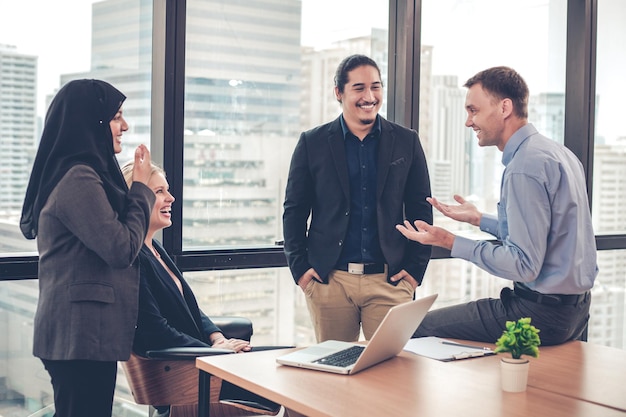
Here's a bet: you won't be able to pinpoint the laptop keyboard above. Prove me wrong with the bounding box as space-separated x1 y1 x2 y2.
313 345 365 367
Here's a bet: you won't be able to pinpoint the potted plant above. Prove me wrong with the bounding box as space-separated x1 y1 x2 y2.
494 317 541 392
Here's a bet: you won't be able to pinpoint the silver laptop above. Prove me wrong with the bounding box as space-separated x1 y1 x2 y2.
276 294 438 375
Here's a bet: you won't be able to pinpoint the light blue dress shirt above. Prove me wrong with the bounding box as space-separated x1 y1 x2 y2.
452 123 598 294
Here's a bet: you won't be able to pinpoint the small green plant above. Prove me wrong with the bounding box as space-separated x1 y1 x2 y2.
495 317 541 359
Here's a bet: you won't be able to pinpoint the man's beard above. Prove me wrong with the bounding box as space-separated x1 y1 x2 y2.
359 118 375 125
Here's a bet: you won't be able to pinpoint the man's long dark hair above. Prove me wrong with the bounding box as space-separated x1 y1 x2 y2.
334 54 383 98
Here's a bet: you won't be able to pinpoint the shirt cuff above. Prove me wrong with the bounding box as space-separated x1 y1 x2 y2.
450 235 474 260
480 214 498 235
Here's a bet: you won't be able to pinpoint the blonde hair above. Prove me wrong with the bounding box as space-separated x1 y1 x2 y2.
120 160 166 188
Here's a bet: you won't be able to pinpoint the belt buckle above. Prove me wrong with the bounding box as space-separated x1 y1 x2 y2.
347 263 364 274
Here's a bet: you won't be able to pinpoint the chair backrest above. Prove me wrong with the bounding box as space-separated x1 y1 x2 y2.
212 316 254 341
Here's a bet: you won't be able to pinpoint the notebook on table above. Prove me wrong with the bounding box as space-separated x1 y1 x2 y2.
276 293 438 375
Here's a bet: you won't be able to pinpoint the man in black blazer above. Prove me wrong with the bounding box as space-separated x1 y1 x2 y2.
283 54 432 342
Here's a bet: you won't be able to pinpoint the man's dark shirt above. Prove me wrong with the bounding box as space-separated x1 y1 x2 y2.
335 115 385 267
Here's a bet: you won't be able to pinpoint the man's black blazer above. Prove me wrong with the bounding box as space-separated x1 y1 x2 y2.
283 116 432 285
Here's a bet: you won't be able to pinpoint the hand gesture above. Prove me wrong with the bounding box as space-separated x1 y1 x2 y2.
428 195 482 227
132 144 152 185
395 220 455 250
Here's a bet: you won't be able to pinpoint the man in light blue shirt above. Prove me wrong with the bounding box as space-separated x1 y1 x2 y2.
396 66 597 345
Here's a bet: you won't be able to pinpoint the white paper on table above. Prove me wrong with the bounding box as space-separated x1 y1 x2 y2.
403 336 495 361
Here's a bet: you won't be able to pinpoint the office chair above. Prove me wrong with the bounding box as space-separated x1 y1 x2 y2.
121 316 283 417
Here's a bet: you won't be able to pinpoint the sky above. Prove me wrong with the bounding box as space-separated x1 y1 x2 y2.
300 0 388 49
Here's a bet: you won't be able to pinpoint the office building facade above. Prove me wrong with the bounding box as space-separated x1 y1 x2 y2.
0 44 37 216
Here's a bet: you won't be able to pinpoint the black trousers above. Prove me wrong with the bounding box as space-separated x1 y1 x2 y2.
41 359 117 417
413 287 591 346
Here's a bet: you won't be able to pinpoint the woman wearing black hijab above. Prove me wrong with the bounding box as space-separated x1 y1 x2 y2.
20 79 156 417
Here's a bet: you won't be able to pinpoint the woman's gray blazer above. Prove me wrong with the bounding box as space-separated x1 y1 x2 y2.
33 164 155 361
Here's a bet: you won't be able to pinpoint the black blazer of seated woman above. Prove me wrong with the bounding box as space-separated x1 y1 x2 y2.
135 241 282 415
133 240 223 355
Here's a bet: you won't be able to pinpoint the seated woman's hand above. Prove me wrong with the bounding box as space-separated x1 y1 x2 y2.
212 337 252 353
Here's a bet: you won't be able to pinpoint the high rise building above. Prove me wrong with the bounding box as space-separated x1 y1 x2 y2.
529 92 565 144
300 46 347 129
428 75 470 207
0 44 38 216
58 0 301 250
591 142 626 347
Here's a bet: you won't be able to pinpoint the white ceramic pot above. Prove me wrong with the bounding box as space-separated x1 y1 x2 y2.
500 357 530 392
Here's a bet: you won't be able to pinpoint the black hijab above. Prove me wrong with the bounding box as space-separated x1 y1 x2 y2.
20 79 128 239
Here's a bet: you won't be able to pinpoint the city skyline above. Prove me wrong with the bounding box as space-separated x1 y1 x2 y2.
1 0 623 345
0 1 624 415
1 0 388 121
9 0 625 143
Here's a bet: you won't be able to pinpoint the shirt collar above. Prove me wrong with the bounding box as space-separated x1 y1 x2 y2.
339 114 381 140
502 123 538 166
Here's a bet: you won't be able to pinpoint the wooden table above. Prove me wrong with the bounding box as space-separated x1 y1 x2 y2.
528 341 626 411
196 341 626 417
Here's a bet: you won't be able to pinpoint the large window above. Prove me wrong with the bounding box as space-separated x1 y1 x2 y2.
419 0 569 313
421 0 566 230
1 1 626 416
181 0 388 250
589 0 626 349
0 0 153 415
0 0 154 258
593 0 626 235
177 0 389 346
